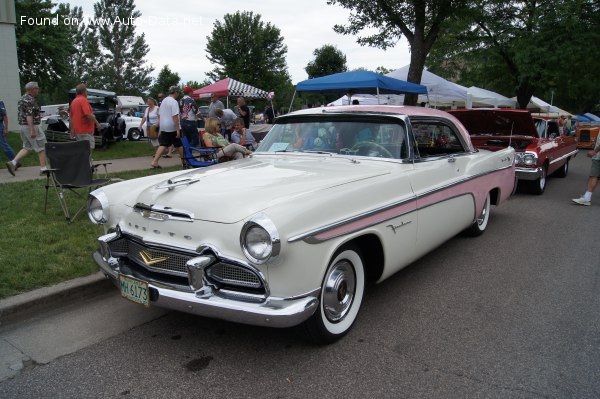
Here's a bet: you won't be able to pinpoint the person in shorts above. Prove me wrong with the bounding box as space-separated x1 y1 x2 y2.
572 141 600 206
5 82 47 176
69 83 101 149
151 86 185 169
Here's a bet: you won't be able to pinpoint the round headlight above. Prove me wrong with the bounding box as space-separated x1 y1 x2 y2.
87 191 109 224
241 214 280 264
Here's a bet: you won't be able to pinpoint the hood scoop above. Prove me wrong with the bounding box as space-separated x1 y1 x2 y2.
133 203 194 222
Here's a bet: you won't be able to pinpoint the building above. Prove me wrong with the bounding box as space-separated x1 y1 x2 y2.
0 0 21 131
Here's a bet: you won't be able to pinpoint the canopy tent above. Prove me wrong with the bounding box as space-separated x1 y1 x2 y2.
584 113 600 121
514 95 561 114
327 85 515 108
295 70 428 96
386 65 467 107
292 70 427 111
466 86 517 108
192 77 270 100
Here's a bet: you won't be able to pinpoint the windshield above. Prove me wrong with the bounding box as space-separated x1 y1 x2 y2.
256 118 408 160
534 119 546 138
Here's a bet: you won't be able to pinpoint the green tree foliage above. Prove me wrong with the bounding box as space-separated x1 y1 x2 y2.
205 11 291 100
149 65 180 99
63 5 101 89
427 0 599 113
92 0 152 95
15 0 74 102
328 0 468 105
305 44 348 78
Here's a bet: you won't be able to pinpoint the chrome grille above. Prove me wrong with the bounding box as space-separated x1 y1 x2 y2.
580 130 590 143
107 236 194 276
206 263 262 289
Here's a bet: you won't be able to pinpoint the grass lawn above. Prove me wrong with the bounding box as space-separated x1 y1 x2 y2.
0 166 180 299
0 131 153 169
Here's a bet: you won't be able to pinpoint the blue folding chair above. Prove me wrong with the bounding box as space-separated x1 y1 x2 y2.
181 136 221 168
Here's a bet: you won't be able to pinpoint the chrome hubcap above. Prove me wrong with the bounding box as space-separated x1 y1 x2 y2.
322 260 356 322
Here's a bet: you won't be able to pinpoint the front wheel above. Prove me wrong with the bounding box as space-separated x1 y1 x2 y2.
128 128 142 141
302 246 365 344
465 192 491 237
529 164 547 195
554 159 569 178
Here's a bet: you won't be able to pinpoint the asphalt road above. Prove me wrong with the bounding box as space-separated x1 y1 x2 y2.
1 153 599 398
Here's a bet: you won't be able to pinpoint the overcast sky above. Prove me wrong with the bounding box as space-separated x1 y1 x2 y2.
70 0 411 87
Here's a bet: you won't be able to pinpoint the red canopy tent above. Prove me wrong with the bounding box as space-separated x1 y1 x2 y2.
192 77 270 102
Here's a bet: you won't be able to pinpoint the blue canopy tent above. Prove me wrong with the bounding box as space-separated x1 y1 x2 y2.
291 70 428 110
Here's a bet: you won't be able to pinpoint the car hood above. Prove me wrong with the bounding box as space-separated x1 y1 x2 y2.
448 109 538 138
131 155 391 223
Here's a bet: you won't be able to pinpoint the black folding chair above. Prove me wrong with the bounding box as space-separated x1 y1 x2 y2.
44 141 111 223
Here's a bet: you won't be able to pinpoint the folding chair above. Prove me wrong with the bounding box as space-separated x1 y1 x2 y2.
44 141 111 223
181 136 221 168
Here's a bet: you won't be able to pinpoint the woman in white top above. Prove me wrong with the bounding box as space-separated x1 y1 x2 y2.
139 97 160 148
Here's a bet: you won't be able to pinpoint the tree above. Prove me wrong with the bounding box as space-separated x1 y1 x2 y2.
427 0 600 112
92 0 153 95
148 65 180 99
15 0 74 101
62 5 101 89
205 11 291 97
305 44 348 78
328 0 468 105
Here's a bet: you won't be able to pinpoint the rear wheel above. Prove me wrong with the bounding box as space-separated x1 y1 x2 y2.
529 164 547 195
128 128 142 141
303 246 365 345
465 193 490 237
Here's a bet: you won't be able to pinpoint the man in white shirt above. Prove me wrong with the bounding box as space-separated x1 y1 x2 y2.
151 86 184 168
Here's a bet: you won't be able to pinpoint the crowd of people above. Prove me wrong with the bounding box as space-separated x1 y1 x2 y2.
140 85 257 169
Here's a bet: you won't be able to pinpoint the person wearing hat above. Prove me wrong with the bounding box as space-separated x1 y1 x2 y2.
151 85 185 169
180 86 200 146
208 93 224 118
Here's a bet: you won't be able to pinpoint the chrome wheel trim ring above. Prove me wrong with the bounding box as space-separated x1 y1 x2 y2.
476 196 489 226
322 260 356 323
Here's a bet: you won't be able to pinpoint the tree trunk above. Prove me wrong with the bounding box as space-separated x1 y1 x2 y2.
515 80 534 110
403 47 427 106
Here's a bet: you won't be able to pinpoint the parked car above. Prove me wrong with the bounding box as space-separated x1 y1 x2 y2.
88 105 515 343
116 114 145 141
449 109 578 195
575 124 600 149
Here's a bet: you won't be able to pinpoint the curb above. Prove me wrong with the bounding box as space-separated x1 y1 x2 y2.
0 272 113 327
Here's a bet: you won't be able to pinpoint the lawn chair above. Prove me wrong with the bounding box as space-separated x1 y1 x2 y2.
181 136 221 168
44 141 112 223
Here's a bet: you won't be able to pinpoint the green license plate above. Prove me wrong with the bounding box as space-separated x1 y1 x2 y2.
119 274 149 307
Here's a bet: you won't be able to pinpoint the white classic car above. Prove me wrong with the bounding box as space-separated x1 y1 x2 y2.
88 105 516 343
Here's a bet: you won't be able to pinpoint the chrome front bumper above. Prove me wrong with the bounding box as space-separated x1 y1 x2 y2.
515 166 542 181
93 250 319 328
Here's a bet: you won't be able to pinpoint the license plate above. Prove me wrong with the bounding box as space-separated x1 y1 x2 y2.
119 274 149 307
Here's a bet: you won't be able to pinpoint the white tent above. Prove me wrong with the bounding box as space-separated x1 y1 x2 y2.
513 95 561 113
467 86 517 108
386 65 468 107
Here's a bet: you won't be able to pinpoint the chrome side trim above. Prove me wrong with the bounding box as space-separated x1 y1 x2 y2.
289 165 512 244
549 149 578 165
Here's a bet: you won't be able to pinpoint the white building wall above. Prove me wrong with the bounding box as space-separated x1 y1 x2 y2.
0 0 21 131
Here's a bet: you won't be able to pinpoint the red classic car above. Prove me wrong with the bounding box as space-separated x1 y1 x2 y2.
448 109 578 194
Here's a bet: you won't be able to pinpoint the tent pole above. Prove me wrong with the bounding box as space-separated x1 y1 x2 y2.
377 87 380 104
288 91 297 113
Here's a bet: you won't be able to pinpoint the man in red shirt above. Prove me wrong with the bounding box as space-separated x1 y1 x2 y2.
69 83 100 149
